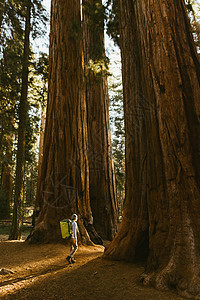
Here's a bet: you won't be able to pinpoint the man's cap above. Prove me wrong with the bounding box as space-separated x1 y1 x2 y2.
71 214 78 220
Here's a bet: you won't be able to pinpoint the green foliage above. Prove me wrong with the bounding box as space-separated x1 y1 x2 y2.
109 78 125 213
186 0 200 52
22 51 48 206
0 223 31 235
31 0 48 39
0 33 23 174
85 57 111 84
31 52 48 111
104 0 120 46
83 1 111 82
33 52 48 83
24 157 38 206
0 0 49 215
0 1 23 48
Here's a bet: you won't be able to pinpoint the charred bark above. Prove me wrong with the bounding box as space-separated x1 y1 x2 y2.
104 0 200 298
28 0 101 245
83 0 118 240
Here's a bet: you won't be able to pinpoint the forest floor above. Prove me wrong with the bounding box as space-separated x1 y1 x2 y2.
0 228 184 300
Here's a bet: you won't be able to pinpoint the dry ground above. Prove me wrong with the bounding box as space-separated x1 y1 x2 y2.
0 239 184 300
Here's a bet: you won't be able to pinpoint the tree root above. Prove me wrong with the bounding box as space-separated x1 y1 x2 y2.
84 223 103 245
141 268 200 299
26 222 49 243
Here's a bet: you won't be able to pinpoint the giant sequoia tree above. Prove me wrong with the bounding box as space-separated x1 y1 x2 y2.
105 0 200 297
83 0 118 240
28 0 101 244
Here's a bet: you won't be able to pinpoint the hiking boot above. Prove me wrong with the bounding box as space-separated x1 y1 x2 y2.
71 258 76 263
66 256 71 264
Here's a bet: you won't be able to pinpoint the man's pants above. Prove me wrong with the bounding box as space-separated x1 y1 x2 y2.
69 238 78 258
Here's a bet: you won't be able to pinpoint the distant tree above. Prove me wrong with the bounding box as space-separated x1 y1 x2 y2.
23 108 40 207
105 0 120 46
0 1 5 37
0 133 13 219
9 0 31 240
0 1 48 224
9 0 48 239
33 52 48 209
109 81 125 216
23 53 48 209
83 0 118 240
0 33 23 219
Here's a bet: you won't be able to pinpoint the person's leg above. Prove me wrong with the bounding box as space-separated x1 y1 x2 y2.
70 241 78 258
66 239 73 263
69 244 74 256
66 239 78 263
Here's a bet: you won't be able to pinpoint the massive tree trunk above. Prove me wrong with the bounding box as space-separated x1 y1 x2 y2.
28 0 102 245
105 0 200 297
9 0 31 240
83 0 118 240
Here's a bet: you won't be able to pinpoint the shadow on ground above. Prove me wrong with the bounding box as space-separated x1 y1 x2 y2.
0 241 184 300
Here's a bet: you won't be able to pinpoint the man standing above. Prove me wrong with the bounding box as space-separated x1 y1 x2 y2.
66 214 78 264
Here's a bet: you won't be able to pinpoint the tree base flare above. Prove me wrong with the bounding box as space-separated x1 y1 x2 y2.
26 218 102 246
141 267 200 299
84 223 103 245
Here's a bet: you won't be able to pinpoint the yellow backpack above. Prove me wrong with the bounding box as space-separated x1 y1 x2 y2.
60 219 72 239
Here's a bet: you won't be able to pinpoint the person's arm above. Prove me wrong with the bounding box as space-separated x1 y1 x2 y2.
71 222 76 238
71 222 77 244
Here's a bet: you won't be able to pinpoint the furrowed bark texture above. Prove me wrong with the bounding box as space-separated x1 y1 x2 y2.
105 0 200 297
83 0 118 240
28 0 101 245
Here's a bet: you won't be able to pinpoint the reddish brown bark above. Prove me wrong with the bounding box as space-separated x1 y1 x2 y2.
83 0 118 240
28 0 101 244
104 0 200 297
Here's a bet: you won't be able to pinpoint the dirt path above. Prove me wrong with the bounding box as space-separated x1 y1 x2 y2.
0 241 183 299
